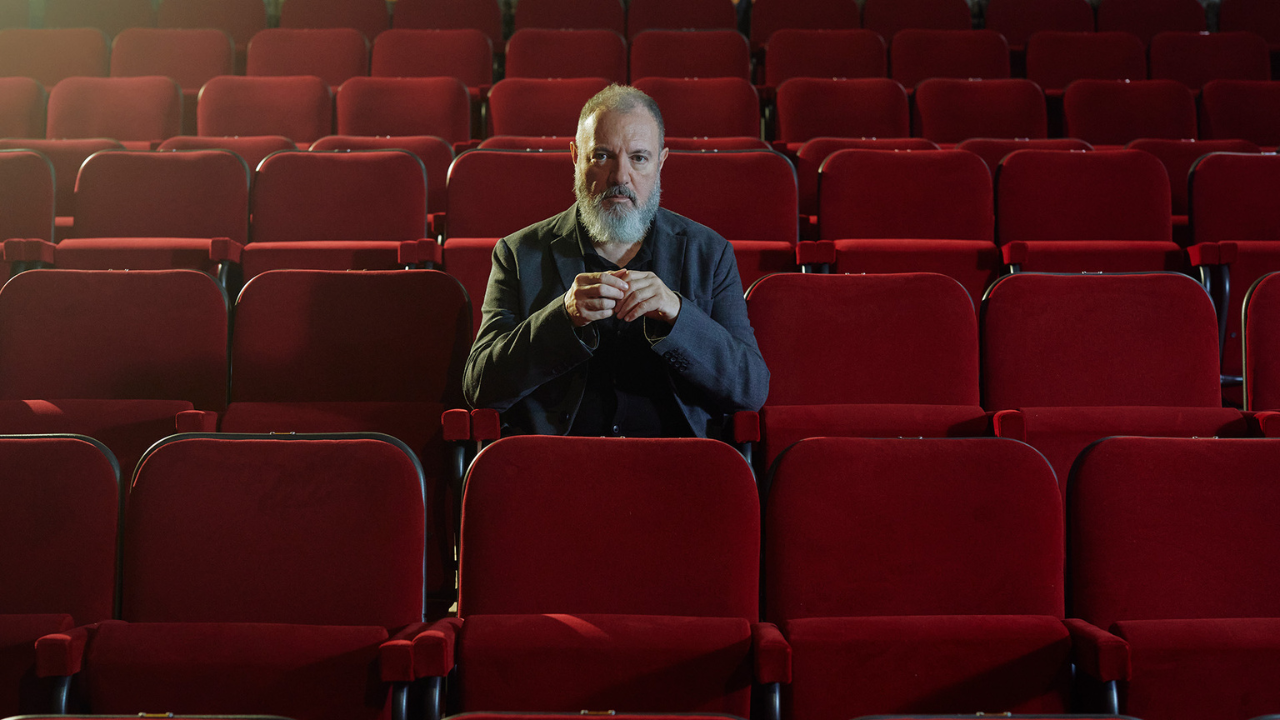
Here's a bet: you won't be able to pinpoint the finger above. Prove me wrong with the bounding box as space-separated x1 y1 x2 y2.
617 288 656 320
584 282 627 301
597 272 630 291
622 295 660 322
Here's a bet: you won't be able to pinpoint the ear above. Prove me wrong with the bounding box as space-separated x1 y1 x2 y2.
657 146 669 171
570 140 579 164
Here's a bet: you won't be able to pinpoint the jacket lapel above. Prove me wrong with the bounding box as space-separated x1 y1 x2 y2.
650 210 686 294
550 205 585 295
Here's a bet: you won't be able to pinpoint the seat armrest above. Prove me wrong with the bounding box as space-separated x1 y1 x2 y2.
1187 241 1237 267
380 621 434 682
411 617 463 678
2 238 56 263
442 408 471 443
209 237 244 263
733 411 760 444
1253 411 1280 438
36 624 94 677
751 621 792 684
1064 617 1130 681
795 240 835 266
470 408 501 442
991 409 1025 442
1001 242 1028 266
399 239 443 267
176 410 219 433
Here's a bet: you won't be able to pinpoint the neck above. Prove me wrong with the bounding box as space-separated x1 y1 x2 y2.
594 239 643 267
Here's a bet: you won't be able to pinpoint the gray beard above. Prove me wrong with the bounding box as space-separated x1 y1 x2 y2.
574 170 662 245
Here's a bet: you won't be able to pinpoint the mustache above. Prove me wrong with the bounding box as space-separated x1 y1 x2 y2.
599 185 637 202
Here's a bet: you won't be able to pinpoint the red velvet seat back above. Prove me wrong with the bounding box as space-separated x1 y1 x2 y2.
996 148 1171 244
0 150 54 242
1200 79 1280 146
795 136 938 215
513 0 625 35
75 149 250 243
197 75 333 144
1095 0 1206 47
863 0 972 39
1218 0 1280 47
1063 78 1197 145
157 135 296 172
43 0 154 38
157 0 266 52
251 150 427 243
1069 436 1280 628
335 76 470 144
747 272 979 406
1149 31 1271 90
983 0 1094 50
914 77 1046 143
0 77 46 138
1025 31 1147 93
775 77 909 144
1191 152 1280 245
0 138 122 217
46 76 182 143
749 0 859 49
0 28 108 88
763 29 888 88
459 436 758 619
0 269 230 410
631 77 760 139
370 29 493 87
247 28 369 88
390 0 503 49
231 269 469 404
819 148 993 241
278 0 389 40
122 434 424 626
309 134 454 217
980 272 1222 409
627 0 736 38
1129 138 1261 215
505 28 627 84
890 29 1012 88
766 437 1063 622
0 435 118 622
110 28 233 91
1245 273 1280 411
956 137 1091 174
487 77 611 137
660 150 798 243
444 149 574 238
630 29 750 81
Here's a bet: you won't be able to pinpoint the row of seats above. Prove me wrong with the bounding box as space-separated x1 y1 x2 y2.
5 429 1280 720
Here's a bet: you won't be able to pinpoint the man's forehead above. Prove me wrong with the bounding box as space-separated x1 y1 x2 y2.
580 108 661 148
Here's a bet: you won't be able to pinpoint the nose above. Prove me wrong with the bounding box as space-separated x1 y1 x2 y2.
609 156 634 188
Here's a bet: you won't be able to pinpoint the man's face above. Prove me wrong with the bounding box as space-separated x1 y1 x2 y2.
571 107 669 244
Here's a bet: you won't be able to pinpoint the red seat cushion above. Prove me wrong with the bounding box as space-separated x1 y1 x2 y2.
52 237 237 275
0 614 74 714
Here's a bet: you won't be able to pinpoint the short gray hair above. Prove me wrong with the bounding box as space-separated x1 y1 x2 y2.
576 84 665 148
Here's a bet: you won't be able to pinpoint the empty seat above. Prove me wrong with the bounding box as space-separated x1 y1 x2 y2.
955 137 1092 174
914 78 1046 143
487 77 611 137
110 28 234 135
1095 0 1206 47
767 436 1119 720
748 0 859 50
1063 79 1197 147
336 76 470 145
46 76 182 148
157 0 266 54
996 149 1178 272
1150 31 1271 91
34 433 432 720
1127 137 1260 218
889 29 1011 89
1219 0 1280 64
43 0 153 38
1069 436 1280 720
983 0 1094 52
390 0 503 51
1025 31 1147 96
247 28 369 88
862 0 972 39
1245 273 1280 410
278 0 389 41
0 150 54 249
0 435 118 715
631 77 760 138
982 272 1244 482
775 78 910 148
795 136 938 220
371 28 493 98
0 77 45 138
246 149 429 278
626 0 736 38
310 134 454 232
198 75 333 145
505 28 627 84
815 148 998 304
630 29 750 81
513 0 625 35
743 273 986 466
157 134 297 171
763 29 888 89
0 138 123 234
1199 79 1280 147
0 28 109 88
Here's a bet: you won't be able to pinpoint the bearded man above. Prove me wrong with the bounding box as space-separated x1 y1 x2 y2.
462 84 769 439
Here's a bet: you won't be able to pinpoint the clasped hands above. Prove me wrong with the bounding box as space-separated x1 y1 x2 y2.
564 269 681 328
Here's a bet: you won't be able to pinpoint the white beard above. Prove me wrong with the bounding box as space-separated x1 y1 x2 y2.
575 167 662 245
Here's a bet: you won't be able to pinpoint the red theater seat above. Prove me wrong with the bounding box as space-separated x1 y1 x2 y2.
1219 0 1280 64
631 77 760 139
914 77 1046 143
1025 31 1147 96
1127 138 1259 249
110 28 234 135
0 77 45 138
46 76 181 148
390 0 503 50
157 134 296 171
512 0 625 35
0 149 53 245
749 0 859 50
983 0 1094 52
774 77 910 149
1245 272 1280 411
336 76 470 145
629 29 750 81
1149 31 1271 91
371 28 493 102
1064 78 1198 147
247 28 369 88
862 0 972 39
278 0 389 40
956 137 1092 174
197 75 333 145
505 28 627 84
42 0 153 38
157 0 265 55
763 29 888 90
794 136 938 220
0 28 109 88
487 77 611 137
1199 79 1280 147
0 138 123 236
1095 0 1206 47
890 29 1011 89
310 134 454 233
626 0 736 38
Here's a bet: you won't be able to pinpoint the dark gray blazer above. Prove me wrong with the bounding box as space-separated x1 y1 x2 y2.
463 203 770 439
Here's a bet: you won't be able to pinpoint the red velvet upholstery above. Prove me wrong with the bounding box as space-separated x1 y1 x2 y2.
1199 79 1280 146
863 0 971 39
746 273 984 464
0 138 122 219
0 613 75 713
475 136 572 150
627 0 736 38
0 28 108 88
1150 31 1271 91
371 29 493 94
198 75 332 145
310 134 454 223
1246 273 1280 410
247 28 369 88
661 136 769 150
0 77 46 138
890 29 1012 89
630 29 750 81
795 136 938 216
775 77 910 145
914 78 1046 143
246 149 427 277
1064 79 1197 146
1095 0 1206 47
46 76 181 143
158 134 296 171
748 0 859 50
956 137 1091 174
995 149 1177 272
157 0 265 53
763 29 888 89
43 0 153 37
981 272 1222 409
111 28 232 90
1129 138 1260 216
0 269 229 411
513 0 625 34
1219 0 1280 50
487 77 610 137
390 0 503 49
505 28 626 84
766 437 1072 720
819 149 997 303
278 0 388 41
659 150 798 288
0 150 54 242
1025 31 1147 94
336 77 470 144
631 77 760 139
984 0 1094 51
